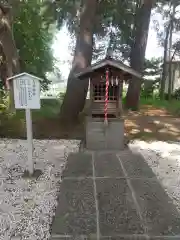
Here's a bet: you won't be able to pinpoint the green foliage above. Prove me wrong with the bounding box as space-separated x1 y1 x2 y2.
140 58 162 99
49 0 138 61
58 91 66 101
144 58 162 78
93 0 137 61
32 98 61 118
172 88 180 100
154 1 180 55
50 0 162 63
0 90 9 112
13 0 55 90
0 98 61 138
141 81 159 99
49 0 180 63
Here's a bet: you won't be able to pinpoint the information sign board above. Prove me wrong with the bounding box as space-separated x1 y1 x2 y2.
7 73 42 175
11 73 41 109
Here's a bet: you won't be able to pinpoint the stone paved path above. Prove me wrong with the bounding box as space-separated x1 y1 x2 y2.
50 149 180 240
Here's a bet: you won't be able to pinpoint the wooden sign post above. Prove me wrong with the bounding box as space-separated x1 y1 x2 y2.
7 73 41 175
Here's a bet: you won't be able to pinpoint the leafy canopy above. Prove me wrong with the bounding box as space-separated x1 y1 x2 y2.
13 0 55 90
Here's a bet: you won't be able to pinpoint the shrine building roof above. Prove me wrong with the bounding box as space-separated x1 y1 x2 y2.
75 57 142 80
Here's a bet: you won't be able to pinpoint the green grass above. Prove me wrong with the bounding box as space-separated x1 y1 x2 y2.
140 97 180 115
11 98 61 120
4 97 180 121
1 95 180 139
0 98 61 138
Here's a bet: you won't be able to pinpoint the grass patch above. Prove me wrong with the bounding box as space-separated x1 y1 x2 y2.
0 98 61 138
140 98 180 115
32 98 61 119
10 98 61 120
1 96 180 140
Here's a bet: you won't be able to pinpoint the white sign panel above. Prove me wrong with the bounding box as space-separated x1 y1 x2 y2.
13 74 41 109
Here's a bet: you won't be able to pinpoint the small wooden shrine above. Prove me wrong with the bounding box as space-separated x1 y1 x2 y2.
77 56 141 120
76 56 141 150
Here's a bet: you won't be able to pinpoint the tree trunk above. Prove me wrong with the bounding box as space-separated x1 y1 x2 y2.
125 0 153 110
60 0 98 122
0 3 20 112
0 3 19 86
168 3 176 100
160 23 170 99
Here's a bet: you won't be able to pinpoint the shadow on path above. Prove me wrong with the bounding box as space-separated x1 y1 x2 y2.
50 149 180 240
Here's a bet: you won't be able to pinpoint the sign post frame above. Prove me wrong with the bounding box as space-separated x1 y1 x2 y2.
25 108 33 175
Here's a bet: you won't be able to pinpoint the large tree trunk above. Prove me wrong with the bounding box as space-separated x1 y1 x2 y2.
0 2 19 86
0 2 20 112
125 0 153 110
60 0 98 122
160 1 176 100
160 24 170 100
168 3 176 100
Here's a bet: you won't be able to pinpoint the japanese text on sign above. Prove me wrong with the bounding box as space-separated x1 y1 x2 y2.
13 74 40 109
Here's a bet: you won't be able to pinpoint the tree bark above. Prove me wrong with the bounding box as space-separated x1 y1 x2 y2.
0 2 19 87
168 3 176 100
125 0 153 110
0 2 20 112
60 0 98 122
160 23 170 99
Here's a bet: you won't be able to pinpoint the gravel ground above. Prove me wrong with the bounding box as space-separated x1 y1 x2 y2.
130 140 180 210
1 139 180 240
0 139 80 240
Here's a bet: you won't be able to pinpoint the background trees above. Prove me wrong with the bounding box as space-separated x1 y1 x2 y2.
53 0 154 120
156 0 180 99
0 1 19 88
13 0 55 90
0 0 54 90
57 0 155 117
125 0 154 110
0 0 179 120
60 0 98 121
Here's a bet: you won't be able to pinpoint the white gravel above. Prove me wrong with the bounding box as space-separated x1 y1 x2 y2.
0 139 80 240
130 140 180 211
1 139 180 239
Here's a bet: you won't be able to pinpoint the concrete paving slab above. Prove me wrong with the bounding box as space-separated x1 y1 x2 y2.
119 150 154 178
94 152 124 177
51 236 96 240
51 150 180 240
96 178 144 236
149 237 180 240
51 179 96 236
150 237 180 240
50 237 67 240
131 179 180 236
63 153 93 178
100 236 148 240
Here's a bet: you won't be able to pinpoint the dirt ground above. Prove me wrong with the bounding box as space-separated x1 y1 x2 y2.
125 105 180 141
32 105 180 142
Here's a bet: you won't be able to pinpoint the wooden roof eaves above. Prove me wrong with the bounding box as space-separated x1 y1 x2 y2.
75 59 142 79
